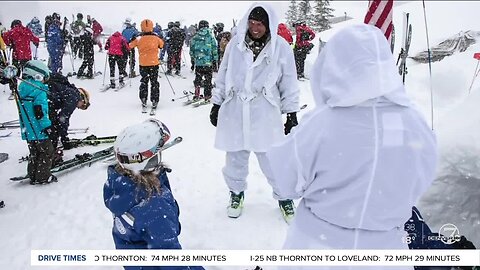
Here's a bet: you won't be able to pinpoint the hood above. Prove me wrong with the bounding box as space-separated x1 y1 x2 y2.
278 23 288 31
196 27 211 37
310 24 411 108
112 31 122 38
104 166 147 216
234 2 279 55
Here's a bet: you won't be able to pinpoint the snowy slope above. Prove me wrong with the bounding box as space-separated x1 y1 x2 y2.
1 1 480 269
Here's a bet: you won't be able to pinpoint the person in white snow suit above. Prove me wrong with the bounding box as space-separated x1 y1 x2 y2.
103 119 204 270
209 3 300 221
266 24 438 269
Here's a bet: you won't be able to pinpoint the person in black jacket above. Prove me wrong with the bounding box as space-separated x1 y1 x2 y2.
76 27 95 78
166 21 185 76
47 73 90 163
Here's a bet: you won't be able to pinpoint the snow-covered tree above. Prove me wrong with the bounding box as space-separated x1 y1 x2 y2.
285 0 299 29
297 0 315 27
311 0 334 32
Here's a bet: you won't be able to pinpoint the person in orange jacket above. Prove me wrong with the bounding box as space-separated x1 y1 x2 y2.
129 19 164 114
277 23 293 45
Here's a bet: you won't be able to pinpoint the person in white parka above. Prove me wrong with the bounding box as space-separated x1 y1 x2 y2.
266 24 437 269
209 2 300 221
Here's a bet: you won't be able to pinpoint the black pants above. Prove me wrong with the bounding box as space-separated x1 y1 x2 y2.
27 140 54 182
139 65 160 104
78 52 94 77
294 47 309 77
167 47 182 72
9 59 28 92
72 36 83 58
194 66 213 97
128 50 136 77
109 55 127 81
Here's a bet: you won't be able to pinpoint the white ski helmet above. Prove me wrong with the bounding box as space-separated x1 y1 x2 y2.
114 119 171 173
22 60 50 82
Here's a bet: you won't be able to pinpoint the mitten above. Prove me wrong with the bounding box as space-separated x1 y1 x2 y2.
210 104 220 127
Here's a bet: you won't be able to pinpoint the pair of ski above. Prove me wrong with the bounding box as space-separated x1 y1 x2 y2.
17 134 116 163
100 82 127 92
184 97 211 107
142 105 157 116
0 119 19 130
67 71 102 79
10 136 183 181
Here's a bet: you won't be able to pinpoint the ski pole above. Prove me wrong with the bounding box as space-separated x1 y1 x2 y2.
160 63 176 95
468 60 480 94
171 90 193 102
67 42 75 72
33 46 38 60
102 53 108 86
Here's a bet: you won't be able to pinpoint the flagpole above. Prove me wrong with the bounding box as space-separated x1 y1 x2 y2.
422 0 434 130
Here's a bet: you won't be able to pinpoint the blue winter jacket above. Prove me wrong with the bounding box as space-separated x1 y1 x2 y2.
47 24 64 57
104 165 183 248
27 18 43 37
189 28 218 67
104 166 205 270
18 79 51 141
122 25 139 43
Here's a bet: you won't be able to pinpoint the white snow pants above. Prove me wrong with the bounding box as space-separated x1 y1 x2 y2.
222 150 286 200
279 200 412 270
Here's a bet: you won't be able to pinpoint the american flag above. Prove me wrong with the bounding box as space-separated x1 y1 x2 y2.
364 0 394 42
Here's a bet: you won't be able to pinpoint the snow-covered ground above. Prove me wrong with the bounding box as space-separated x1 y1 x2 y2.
0 1 479 269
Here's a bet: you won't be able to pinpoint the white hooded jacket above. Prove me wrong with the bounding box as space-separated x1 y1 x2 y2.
266 24 437 231
211 2 300 152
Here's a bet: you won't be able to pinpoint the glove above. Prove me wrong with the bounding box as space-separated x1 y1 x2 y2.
284 112 298 135
42 126 53 137
210 104 220 127
191 59 195 71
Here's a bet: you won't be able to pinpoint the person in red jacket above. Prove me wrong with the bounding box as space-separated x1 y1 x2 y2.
105 31 129 89
2 19 40 99
277 23 293 45
91 18 103 52
293 21 315 79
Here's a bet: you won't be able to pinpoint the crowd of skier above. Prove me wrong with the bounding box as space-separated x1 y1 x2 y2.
0 2 477 270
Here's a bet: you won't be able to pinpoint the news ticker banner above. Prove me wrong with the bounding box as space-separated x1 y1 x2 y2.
32 250 480 267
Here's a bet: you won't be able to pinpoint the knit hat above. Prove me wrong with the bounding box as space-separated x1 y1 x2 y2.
198 20 209 30
141 19 154 32
11 19 21 29
248 6 269 30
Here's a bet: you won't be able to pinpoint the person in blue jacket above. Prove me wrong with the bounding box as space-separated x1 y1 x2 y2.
104 119 204 270
27 16 43 37
46 13 64 74
122 18 139 77
17 60 57 185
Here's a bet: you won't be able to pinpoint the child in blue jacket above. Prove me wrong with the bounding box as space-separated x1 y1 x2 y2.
17 60 57 185
103 119 204 270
